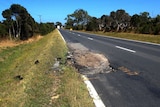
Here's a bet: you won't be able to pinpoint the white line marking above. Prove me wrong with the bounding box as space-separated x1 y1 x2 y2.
57 29 66 44
77 34 81 36
82 75 106 107
74 31 160 46
116 46 136 53
88 37 93 40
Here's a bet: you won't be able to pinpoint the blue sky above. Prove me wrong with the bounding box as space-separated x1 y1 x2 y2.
0 0 160 24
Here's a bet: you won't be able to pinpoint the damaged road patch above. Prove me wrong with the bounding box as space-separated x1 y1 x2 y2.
118 66 140 76
67 43 113 75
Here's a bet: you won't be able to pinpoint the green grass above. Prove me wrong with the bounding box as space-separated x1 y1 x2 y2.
83 31 160 44
0 29 94 107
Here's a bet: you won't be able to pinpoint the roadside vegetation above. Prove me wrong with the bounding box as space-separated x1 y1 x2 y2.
65 9 160 44
0 30 94 107
65 9 160 35
84 31 160 44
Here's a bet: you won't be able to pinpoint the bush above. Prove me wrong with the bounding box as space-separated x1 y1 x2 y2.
39 23 55 35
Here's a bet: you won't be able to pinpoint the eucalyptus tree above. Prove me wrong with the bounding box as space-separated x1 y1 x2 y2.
136 12 151 34
86 17 99 31
0 22 7 38
65 9 90 30
110 9 131 32
98 9 131 32
56 22 62 26
65 14 74 29
99 15 112 32
130 14 140 28
153 15 160 35
2 4 37 40
2 9 12 39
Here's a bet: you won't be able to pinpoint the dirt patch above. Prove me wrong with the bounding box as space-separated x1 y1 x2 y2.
24 35 43 43
67 43 112 75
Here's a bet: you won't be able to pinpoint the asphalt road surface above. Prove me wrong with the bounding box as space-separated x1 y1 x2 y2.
59 29 160 107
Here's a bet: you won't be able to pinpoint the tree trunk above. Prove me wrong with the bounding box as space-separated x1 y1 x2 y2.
18 25 21 39
11 24 15 39
9 28 12 40
117 24 120 32
15 19 20 39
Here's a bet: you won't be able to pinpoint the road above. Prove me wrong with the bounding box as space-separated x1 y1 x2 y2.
59 29 160 107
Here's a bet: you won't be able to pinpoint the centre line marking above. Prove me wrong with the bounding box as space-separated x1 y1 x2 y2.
88 37 93 40
116 46 136 53
77 34 81 36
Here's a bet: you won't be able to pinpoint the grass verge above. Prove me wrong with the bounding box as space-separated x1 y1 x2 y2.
53 66 94 107
0 29 94 107
82 31 160 44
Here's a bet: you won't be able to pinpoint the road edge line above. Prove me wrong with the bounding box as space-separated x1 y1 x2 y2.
58 29 105 107
74 30 160 46
57 29 66 44
82 75 106 107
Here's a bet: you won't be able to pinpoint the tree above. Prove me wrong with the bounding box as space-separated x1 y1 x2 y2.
39 22 55 35
98 15 112 32
131 14 140 28
153 15 160 35
65 9 90 30
139 12 150 26
86 17 99 31
110 9 131 32
98 9 131 32
135 12 152 34
2 9 12 39
65 15 74 29
56 22 62 26
0 22 7 38
2 4 38 40
55 21 62 28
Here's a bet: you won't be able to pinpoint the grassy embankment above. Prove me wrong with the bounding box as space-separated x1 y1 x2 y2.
0 30 94 107
84 31 160 44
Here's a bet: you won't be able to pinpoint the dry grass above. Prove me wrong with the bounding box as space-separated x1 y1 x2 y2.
82 31 160 44
0 35 43 49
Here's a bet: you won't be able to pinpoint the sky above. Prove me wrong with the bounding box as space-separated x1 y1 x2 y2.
0 0 160 24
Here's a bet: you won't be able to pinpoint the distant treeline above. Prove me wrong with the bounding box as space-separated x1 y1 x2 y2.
65 9 160 35
0 4 55 40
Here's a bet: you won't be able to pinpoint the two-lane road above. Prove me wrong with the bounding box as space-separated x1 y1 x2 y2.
59 29 160 107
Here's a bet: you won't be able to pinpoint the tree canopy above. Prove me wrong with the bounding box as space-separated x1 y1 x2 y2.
65 9 90 30
65 9 160 35
1 4 55 40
